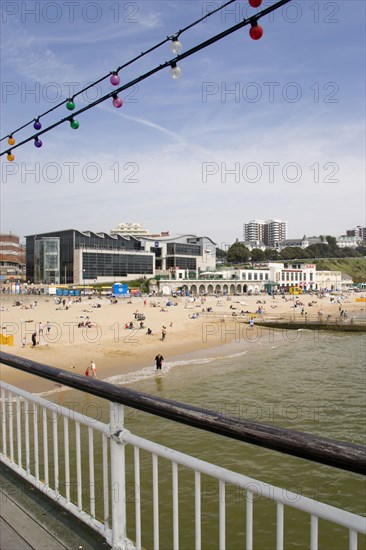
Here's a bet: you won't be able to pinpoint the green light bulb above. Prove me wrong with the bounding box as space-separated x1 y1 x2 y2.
70 119 79 129
66 100 75 111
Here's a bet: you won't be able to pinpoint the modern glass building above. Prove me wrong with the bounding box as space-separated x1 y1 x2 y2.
26 230 155 284
139 234 216 273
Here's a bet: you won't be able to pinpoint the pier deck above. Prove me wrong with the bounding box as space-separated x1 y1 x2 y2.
0 463 111 550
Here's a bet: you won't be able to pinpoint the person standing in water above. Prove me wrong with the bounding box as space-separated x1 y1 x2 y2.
155 354 164 371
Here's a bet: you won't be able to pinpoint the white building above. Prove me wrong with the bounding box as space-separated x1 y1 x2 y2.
110 222 152 237
154 262 318 295
336 235 363 248
315 271 349 291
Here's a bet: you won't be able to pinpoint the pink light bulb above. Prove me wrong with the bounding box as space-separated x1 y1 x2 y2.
110 73 120 86
112 96 123 108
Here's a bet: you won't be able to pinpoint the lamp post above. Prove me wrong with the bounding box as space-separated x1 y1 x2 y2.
83 269 86 296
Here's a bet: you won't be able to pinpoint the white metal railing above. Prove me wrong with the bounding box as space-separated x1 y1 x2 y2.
1 380 365 550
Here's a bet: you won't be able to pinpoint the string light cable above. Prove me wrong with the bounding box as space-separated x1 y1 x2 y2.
1 0 292 160
0 0 238 146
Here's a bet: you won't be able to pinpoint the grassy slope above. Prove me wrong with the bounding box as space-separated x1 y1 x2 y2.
315 258 366 283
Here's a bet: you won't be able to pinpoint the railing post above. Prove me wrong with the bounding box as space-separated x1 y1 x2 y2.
110 402 128 549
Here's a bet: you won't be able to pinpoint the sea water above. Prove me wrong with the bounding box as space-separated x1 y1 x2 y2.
50 330 366 549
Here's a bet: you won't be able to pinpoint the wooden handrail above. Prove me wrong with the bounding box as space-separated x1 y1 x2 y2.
1 351 365 475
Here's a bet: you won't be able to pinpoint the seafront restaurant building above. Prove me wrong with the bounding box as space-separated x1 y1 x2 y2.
153 263 320 295
25 229 155 285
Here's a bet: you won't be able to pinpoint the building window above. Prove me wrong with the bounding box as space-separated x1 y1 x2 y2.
260 273 263 280
83 252 153 279
242 273 246 280
167 243 201 256
254 273 258 280
166 257 197 270
248 273 252 280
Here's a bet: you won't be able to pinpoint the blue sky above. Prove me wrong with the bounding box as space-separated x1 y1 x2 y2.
1 0 365 246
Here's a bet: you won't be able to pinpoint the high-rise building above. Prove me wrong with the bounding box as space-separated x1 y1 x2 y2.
243 220 265 245
243 219 287 248
346 226 366 242
264 219 288 248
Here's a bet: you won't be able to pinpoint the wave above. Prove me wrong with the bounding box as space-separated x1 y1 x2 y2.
104 350 249 387
35 350 250 397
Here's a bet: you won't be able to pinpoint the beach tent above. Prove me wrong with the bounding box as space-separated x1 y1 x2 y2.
112 283 129 296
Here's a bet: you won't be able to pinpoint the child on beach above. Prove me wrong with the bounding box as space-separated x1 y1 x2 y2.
85 361 97 378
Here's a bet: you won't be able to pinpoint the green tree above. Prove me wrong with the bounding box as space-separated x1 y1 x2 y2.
340 247 362 258
264 248 279 261
306 243 333 258
216 247 227 260
251 248 265 262
226 242 250 264
326 235 337 249
279 247 307 260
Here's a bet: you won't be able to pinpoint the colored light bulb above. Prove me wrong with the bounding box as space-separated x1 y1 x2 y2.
249 23 263 40
112 96 123 108
66 100 75 110
34 138 43 148
70 119 79 129
7 153 15 162
170 63 182 79
248 0 262 7
33 120 42 130
8 136 15 146
110 73 120 86
171 38 182 55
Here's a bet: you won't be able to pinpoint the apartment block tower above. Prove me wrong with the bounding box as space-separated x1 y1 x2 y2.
243 219 287 248
346 226 366 242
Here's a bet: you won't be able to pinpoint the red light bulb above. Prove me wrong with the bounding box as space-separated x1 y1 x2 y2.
248 0 262 7
249 24 263 40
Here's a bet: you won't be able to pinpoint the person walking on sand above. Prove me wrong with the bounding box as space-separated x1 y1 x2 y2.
161 326 167 341
31 332 37 347
155 354 164 371
90 360 97 378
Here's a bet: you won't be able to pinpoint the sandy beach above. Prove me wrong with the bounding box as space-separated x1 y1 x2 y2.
0 290 365 393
